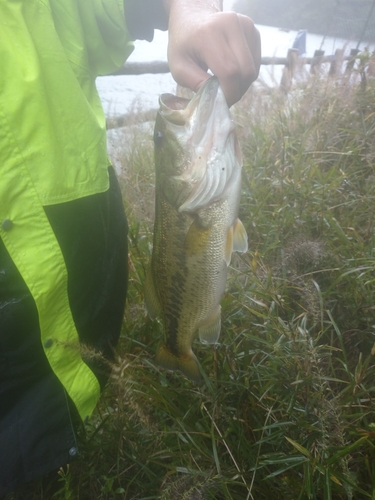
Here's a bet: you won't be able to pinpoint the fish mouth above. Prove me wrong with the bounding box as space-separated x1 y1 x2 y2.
159 77 221 126
158 77 241 213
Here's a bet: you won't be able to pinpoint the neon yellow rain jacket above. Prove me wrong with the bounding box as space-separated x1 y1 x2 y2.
0 0 133 421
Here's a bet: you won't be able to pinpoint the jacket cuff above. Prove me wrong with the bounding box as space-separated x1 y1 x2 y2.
124 0 169 42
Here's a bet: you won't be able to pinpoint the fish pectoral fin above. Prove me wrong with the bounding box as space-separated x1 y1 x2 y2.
198 306 221 344
144 267 161 320
226 218 247 266
233 218 248 253
155 344 202 382
185 219 211 256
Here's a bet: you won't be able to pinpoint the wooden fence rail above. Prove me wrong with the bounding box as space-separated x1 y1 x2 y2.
112 49 372 77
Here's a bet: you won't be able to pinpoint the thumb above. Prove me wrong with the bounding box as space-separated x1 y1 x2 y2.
168 55 211 94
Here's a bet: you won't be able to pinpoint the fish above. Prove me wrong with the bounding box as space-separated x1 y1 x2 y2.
144 76 248 382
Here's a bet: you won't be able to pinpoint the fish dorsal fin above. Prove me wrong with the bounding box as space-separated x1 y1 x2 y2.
198 306 221 344
233 218 248 253
144 267 161 320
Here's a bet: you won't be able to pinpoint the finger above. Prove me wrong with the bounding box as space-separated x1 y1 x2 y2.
168 13 240 97
168 51 211 93
193 13 261 106
218 15 261 105
167 12 262 106
238 15 261 80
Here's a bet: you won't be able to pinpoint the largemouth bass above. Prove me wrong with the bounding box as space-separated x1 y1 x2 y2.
145 77 248 382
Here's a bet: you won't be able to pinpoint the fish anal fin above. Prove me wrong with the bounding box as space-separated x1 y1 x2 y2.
155 344 202 382
144 267 161 320
233 218 248 253
198 306 221 344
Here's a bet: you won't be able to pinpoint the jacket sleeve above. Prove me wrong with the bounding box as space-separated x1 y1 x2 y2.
124 0 169 41
77 0 134 75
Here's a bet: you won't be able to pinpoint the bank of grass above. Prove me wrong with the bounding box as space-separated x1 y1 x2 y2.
14 71 375 499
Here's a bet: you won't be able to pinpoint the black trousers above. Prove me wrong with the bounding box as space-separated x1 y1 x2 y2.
0 167 128 494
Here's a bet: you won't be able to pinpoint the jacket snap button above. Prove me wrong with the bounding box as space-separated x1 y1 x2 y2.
1 219 13 231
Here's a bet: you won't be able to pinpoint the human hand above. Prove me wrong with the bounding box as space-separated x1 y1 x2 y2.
165 1 261 107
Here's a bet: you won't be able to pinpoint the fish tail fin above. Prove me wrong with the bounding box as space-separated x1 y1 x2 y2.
155 344 202 382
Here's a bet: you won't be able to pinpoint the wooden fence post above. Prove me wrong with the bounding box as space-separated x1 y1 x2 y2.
280 48 299 92
345 48 360 73
329 48 344 76
310 50 325 74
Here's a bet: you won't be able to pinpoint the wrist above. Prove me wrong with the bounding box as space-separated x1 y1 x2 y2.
163 0 222 16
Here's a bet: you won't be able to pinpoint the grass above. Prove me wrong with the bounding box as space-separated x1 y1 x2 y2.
9 63 375 499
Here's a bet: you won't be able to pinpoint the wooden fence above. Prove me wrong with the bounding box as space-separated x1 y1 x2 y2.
113 48 374 79
107 48 374 129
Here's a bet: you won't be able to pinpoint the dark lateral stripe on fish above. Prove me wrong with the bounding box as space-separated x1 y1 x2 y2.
165 317 179 352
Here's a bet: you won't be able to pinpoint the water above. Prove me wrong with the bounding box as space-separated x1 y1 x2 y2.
96 29 175 117
96 17 372 118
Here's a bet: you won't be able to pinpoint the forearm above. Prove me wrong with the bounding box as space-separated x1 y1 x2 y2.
163 0 223 39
